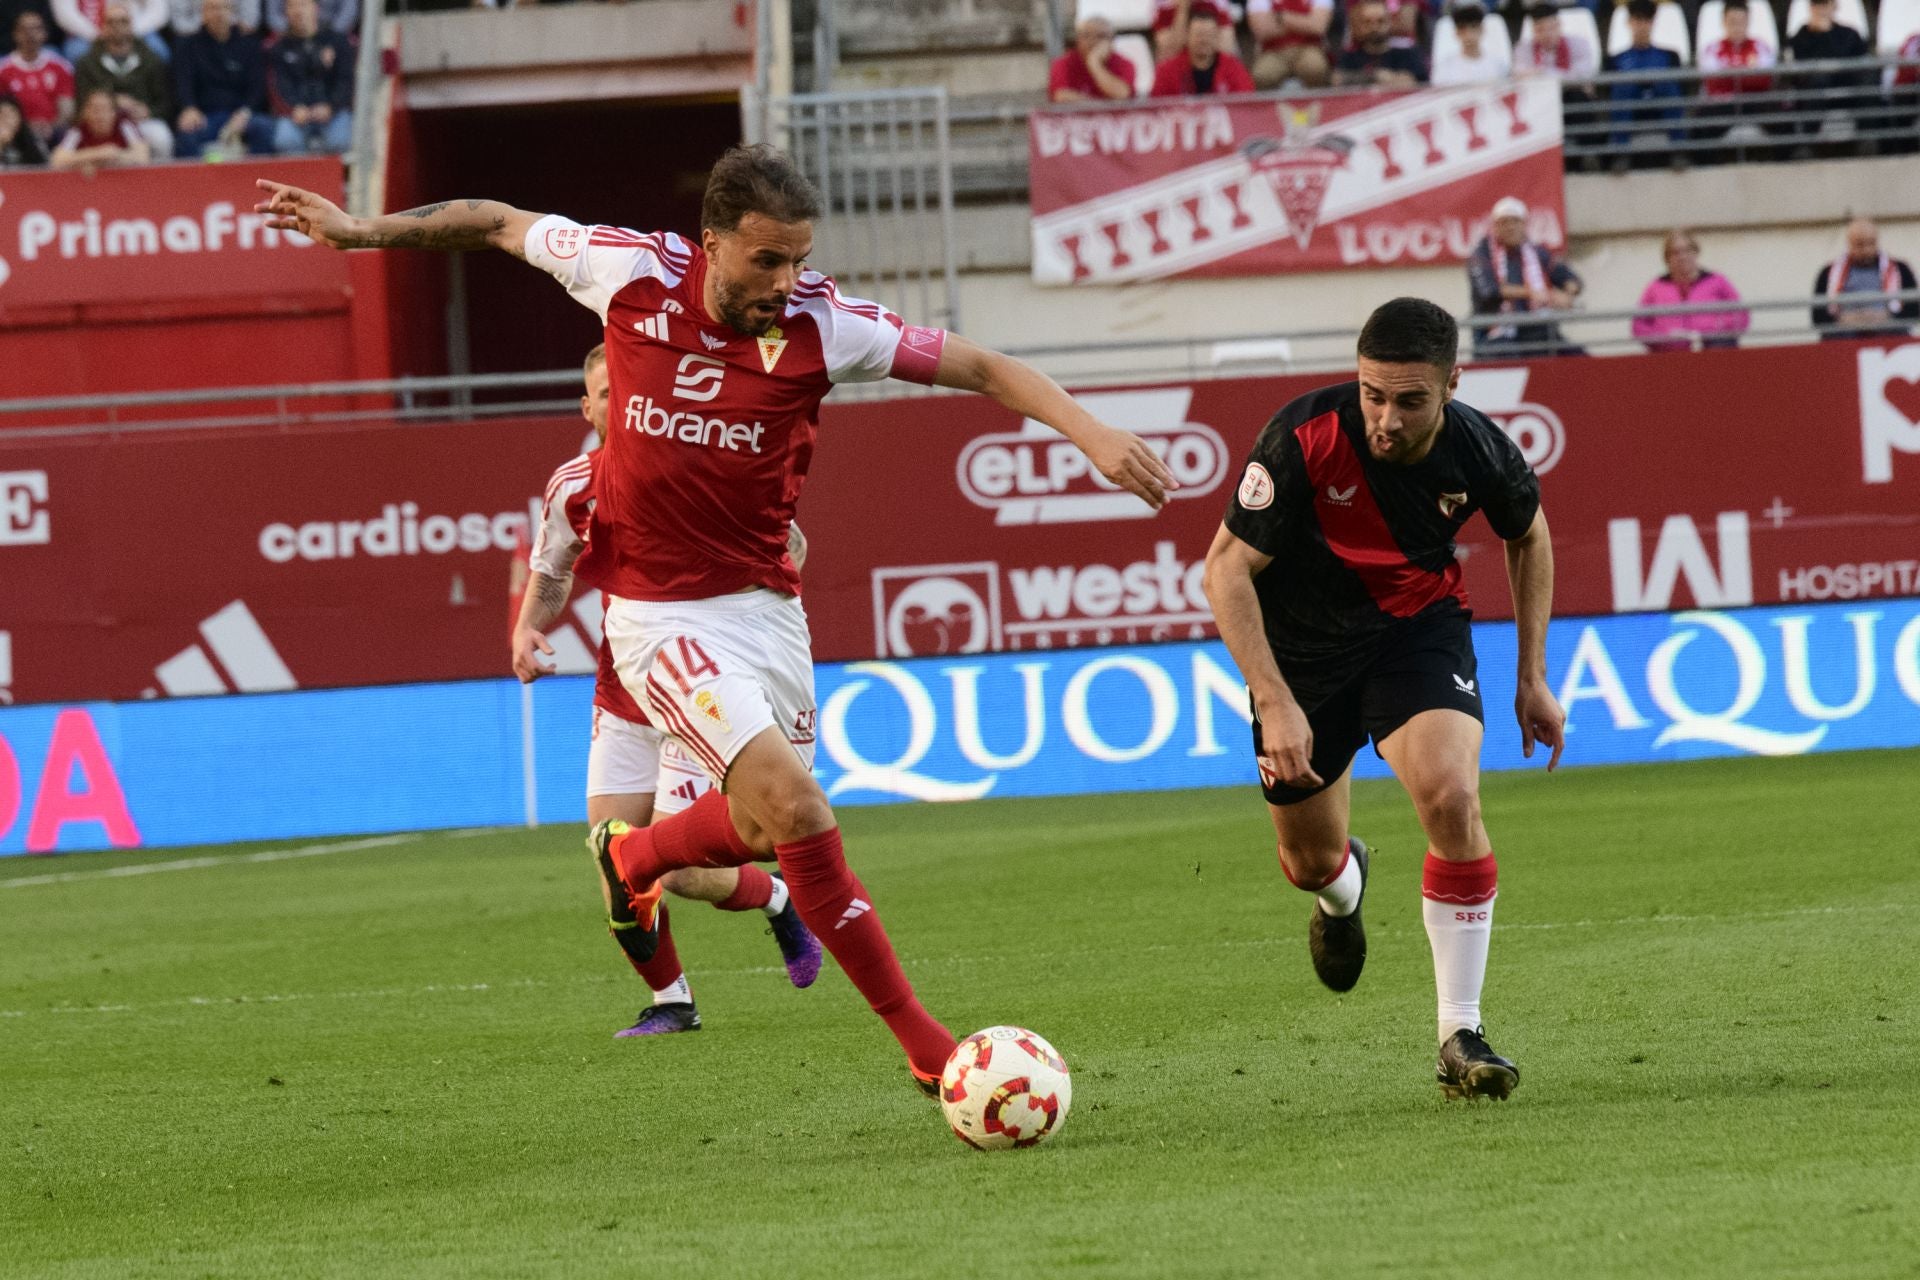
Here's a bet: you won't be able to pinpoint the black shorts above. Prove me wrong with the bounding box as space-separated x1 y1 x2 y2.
1252 612 1484 806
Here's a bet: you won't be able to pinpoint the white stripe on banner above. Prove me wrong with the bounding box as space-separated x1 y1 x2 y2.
155 645 226 696
199 601 296 692
542 624 597 675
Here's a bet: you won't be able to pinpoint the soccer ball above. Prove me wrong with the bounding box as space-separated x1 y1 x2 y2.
939 1026 1072 1150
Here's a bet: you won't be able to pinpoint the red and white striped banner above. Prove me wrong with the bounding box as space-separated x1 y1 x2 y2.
1029 82 1566 283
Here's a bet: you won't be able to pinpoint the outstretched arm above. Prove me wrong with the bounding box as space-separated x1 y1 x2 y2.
1504 506 1564 770
255 180 541 257
933 332 1177 510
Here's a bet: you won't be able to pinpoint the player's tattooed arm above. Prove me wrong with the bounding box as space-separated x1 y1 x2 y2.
511 568 575 683
253 181 541 259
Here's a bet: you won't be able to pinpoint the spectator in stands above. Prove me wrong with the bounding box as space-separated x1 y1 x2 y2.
1514 4 1599 79
1247 0 1332 89
1888 31 1920 146
1333 0 1429 86
1699 0 1775 100
1152 3 1254 96
267 0 349 151
1 10 72 142
1606 0 1684 157
1152 0 1232 63
1432 5 1509 85
264 0 350 36
1811 217 1918 340
1048 14 1136 103
173 0 272 155
0 88 51 162
74 2 170 156
1786 0 1871 135
52 0 165 61
49 81 144 166
1468 195 1586 356
1633 230 1749 351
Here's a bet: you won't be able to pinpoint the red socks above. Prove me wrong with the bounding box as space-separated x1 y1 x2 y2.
610 789 756 887
616 902 685 993
774 827 955 1076
716 864 775 912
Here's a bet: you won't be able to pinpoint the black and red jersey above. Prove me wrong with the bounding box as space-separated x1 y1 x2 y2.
1224 381 1539 664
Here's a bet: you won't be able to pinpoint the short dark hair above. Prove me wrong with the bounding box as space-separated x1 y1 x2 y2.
1527 2 1559 21
1357 297 1460 370
1452 4 1486 26
1625 0 1656 20
701 144 823 234
1722 0 1747 10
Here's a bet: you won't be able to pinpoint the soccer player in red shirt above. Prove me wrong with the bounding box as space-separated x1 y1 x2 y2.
1203 297 1565 1101
512 343 822 1039
256 147 1175 1094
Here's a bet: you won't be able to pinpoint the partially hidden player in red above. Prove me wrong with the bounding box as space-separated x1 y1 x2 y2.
511 342 822 1039
256 145 1177 1094
1202 297 1565 1100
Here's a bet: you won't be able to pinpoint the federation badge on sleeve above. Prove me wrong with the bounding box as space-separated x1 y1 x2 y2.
1237 462 1275 510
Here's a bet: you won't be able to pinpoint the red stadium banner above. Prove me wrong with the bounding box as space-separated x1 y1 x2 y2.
1028 82 1566 283
2 340 1918 704
0 157 347 320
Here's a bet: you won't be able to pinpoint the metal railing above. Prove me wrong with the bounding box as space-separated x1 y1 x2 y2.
1560 57 1920 161
743 86 963 333
2 290 1911 434
923 55 1918 202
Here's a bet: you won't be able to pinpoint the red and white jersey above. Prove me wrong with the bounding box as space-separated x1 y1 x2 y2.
524 215 947 603
1699 36 1774 95
530 447 650 727
0 51 76 125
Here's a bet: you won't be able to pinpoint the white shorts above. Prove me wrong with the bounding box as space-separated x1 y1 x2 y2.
585 708 713 816
603 589 818 787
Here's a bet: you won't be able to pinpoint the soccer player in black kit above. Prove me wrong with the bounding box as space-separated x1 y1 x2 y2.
1202 297 1566 1100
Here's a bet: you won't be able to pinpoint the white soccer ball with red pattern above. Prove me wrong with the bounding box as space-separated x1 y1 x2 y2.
939 1026 1072 1150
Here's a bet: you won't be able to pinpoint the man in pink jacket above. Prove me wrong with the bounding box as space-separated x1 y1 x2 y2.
1632 230 1749 352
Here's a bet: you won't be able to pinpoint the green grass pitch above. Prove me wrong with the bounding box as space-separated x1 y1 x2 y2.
5 749 1919 1278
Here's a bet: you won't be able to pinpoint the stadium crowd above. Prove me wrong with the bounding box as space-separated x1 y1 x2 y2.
1047 0 1920 160
0 0 354 167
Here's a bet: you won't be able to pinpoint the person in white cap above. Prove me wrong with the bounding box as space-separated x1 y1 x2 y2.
1466 196 1585 356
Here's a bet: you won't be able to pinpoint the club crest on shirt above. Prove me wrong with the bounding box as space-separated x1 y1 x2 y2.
1238 462 1274 510
1438 490 1468 518
757 325 788 373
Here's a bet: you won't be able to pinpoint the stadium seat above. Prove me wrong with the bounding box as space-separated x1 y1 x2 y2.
1783 0 1870 41
1873 0 1920 51
1075 0 1159 31
1431 13 1516 69
1694 0 1781 58
1606 0 1694 60
1519 6 1604 69
1113 32 1157 94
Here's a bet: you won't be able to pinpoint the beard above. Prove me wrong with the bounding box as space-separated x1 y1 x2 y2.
714 274 784 337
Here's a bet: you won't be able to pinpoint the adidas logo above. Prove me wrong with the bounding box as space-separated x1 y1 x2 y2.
670 779 702 803
1453 674 1477 694
698 331 725 351
633 313 670 341
662 299 686 314
835 897 872 930
151 600 296 697
1325 483 1358 505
